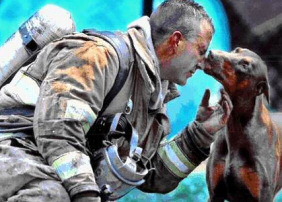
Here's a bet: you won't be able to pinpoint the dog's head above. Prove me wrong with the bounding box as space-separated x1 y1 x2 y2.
204 47 270 103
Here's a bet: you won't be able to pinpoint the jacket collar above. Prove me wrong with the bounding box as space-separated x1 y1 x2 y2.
127 17 180 109
127 16 159 77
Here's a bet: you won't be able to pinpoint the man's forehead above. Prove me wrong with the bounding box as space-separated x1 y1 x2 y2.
199 20 213 40
188 19 213 43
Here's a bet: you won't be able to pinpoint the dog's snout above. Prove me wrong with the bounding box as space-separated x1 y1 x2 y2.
208 50 215 59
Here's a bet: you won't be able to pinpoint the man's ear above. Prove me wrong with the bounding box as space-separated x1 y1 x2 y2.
256 81 270 104
169 31 183 54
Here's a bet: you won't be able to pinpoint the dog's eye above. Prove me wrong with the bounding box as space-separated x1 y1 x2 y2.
238 59 251 69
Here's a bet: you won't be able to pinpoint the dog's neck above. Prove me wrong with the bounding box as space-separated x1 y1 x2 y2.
230 95 256 123
225 95 270 149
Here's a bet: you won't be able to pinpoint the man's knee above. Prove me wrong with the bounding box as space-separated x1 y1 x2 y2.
8 179 70 202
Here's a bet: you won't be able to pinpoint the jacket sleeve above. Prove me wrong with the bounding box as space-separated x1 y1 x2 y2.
32 35 119 198
138 107 210 194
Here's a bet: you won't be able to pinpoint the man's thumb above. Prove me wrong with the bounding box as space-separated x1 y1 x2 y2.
200 89 210 107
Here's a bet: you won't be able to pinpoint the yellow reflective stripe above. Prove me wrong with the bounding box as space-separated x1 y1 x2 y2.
158 140 196 178
52 151 93 181
158 145 187 178
64 100 97 133
169 141 196 170
7 71 39 105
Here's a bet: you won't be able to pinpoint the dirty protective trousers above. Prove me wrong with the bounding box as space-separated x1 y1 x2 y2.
0 136 70 202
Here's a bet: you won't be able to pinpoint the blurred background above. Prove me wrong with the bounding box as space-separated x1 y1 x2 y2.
0 0 281 201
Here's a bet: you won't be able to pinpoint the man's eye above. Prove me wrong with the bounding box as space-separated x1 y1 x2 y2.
199 49 207 56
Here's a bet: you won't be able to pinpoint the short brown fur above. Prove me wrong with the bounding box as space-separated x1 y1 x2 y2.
205 48 282 202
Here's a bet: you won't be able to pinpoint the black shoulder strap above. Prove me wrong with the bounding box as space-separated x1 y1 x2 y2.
82 29 131 116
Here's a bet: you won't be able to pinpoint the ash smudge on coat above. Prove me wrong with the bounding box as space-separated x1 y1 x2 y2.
52 40 111 92
75 41 109 68
51 81 73 93
55 64 94 91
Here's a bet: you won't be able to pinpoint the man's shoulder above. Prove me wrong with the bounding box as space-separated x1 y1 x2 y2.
50 32 117 52
37 32 120 72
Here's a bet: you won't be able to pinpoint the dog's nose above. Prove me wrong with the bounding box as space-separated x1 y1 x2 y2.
196 62 204 70
208 50 215 60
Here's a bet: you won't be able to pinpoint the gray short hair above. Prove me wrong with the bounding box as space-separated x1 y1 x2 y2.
150 0 214 46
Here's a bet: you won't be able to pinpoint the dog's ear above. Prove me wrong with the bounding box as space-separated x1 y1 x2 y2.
256 81 270 104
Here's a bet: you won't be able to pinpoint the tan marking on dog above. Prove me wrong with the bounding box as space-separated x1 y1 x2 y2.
212 163 225 189
260 104 273 144
222 61 237 93
55 64 94 91
238 79 250 90
244 57 253 64
239 167 260 198
75 41 109 68
274 129 281 184
275 128 282 158
279 145 282 186
275 127 282 174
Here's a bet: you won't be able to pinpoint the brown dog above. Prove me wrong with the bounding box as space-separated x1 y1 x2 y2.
204 47 282 202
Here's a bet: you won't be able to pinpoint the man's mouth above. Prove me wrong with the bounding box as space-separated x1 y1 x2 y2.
186 71 193 78
186 69 196 78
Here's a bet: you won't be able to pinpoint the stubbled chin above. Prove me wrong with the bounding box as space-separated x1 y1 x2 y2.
178 77 188 86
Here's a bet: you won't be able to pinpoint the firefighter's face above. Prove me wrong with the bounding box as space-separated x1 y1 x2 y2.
157 19 213 86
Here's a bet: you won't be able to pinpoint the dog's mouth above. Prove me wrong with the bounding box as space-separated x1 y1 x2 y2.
203 56 225 83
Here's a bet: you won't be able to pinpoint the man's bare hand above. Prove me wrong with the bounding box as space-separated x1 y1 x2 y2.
187 89 233 149
196 88 233 134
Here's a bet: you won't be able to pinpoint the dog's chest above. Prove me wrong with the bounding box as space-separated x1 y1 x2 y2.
223 158 261 200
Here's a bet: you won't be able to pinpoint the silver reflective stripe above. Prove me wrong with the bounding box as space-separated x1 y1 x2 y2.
52 151 93 181
64 99 97 133
110 113 122 132
2 70 39 106
158 139 196 178
0 132 30 141
163 143 190 174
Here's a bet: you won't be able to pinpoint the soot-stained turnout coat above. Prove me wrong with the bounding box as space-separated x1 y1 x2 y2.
0 16 209 200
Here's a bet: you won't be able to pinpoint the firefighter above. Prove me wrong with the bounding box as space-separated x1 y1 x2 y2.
0 0 232 201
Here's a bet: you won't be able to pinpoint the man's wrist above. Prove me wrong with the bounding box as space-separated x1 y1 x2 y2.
188 121 213 149
181 123 210 164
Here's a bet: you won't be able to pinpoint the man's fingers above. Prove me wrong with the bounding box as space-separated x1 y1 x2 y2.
219 88 227 104
221 100 231 124
219 89 233 110
222 90 233 111
200 89 210 107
